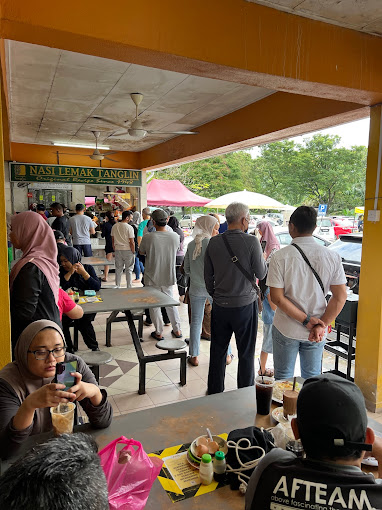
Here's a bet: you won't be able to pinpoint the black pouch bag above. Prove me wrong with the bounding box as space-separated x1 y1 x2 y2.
226 426 275 491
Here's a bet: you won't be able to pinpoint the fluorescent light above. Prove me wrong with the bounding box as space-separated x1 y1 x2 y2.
52 142 110 150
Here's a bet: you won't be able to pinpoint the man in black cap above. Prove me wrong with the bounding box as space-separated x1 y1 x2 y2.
246 374 382 509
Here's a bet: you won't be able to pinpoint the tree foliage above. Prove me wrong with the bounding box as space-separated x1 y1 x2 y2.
154 134 367 214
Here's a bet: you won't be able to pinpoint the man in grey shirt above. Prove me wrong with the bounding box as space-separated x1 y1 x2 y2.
204 202 267 394
69 204 95 256
139 209 182 340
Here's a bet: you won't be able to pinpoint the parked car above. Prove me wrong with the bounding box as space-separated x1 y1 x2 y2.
274 230 332 248
328 234 362 293
180 214 202 228
315 217 353 241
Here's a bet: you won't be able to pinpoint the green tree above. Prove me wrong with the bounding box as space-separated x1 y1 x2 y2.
253 135 367 213
154 152 255 199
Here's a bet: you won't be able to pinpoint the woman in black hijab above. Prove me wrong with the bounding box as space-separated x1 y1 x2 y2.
59 247 101 352
168 215 186 296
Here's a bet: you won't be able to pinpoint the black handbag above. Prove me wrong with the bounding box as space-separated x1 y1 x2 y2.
226 426 275 491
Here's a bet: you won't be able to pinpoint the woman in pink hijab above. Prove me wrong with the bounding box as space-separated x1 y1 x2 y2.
9 212 60 353
256 221 280 377
257 221 280 261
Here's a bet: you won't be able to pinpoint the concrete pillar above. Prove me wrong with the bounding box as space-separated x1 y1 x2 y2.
70 184 85 210
140 170 147 210
354 105 382 412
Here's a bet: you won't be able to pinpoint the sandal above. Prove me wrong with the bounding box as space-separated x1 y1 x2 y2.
150 331 164 341
187 356 199 367
258 368 274 377
171 330 183 338
101 277 108 282
226 354 234 366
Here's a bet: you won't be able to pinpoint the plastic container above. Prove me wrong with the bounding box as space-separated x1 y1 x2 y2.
199 454 213 485
213 450 226 483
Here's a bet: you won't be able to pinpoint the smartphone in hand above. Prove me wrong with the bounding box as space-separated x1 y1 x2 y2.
54 361 77 391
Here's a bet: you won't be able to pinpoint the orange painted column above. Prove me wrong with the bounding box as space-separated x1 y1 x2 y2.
0 72 11 368
354 105 382 412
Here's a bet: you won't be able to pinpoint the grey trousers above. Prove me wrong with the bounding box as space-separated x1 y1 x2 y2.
115 250 135 288
149 285 181 336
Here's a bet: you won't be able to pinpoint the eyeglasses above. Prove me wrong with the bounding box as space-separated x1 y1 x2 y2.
27 347 66 360
243 216 250 223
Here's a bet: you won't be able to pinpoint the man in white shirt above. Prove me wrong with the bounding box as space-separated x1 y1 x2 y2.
139 208 182 340
111 211 135 288
267 206 347 379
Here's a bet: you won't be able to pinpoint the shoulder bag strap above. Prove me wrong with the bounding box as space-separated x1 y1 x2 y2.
291 243 325 295
221 233 260 293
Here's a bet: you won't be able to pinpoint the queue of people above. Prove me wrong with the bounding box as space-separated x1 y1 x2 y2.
3 200 382 509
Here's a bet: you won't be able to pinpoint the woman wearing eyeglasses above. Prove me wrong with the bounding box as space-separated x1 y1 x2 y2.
0 320 112 459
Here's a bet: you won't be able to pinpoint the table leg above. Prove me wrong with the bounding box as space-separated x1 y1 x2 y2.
180 351 186 386
106 311 119 347
139 361 146 395
90 365 100 384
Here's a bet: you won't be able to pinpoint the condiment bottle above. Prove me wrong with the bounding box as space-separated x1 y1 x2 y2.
67 288 75 301
213 451 226 482
199 454 213 485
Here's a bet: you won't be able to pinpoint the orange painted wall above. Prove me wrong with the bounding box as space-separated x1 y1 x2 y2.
140 92 368 170
1 0 382 105
11 143 140 169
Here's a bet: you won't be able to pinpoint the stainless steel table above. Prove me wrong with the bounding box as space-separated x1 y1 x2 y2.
80 287 184 394
2 388 381 507
1 387 258 508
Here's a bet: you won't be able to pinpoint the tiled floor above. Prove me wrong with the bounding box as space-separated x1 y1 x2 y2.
75 268 382 425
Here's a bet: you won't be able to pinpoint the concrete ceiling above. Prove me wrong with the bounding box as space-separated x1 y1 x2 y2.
6 40 274 152
246 0 382 36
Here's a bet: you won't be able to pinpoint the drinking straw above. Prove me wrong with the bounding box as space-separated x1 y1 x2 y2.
292 376 297 392
206 428 213 442
258 359 264 384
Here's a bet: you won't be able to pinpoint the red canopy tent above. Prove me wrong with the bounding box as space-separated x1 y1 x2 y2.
147 179 210 207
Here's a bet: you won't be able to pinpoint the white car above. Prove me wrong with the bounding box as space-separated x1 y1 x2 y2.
314 217 336 242
180 214 202 228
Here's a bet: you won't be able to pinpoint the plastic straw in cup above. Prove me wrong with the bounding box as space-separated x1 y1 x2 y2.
258 359 264 383
292 376 296 392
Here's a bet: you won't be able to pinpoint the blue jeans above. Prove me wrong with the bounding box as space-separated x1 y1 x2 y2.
189 294 233 357
272 326 326 380
134 255 144 279
73 244 92 257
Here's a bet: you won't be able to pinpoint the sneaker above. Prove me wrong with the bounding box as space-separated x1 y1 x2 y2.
144 319 152 326
92 347 100 352
113 285 121 289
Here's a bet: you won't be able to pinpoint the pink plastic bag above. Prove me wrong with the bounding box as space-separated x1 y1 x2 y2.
99 436 163 510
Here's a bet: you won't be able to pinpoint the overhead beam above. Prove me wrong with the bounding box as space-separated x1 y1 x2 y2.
139 92 368 171
2 0 382 105
10 143 140 169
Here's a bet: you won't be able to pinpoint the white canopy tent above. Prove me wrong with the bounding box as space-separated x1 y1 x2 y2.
205 189 288 210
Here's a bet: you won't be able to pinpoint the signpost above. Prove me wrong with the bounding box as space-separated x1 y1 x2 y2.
10 163 142 187
318 204 328 216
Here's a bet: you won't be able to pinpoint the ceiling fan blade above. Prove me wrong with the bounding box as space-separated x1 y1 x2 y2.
147 130 199 135
53 151 93 156
104 151 119 155
91 116 129 130
104 157 119 162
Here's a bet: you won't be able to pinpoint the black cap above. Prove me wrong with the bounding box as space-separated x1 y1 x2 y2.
297 374 371 454
151 209 168 223
53 230 65 240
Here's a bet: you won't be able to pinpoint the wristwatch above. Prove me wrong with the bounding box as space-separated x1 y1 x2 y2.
302 314 311 327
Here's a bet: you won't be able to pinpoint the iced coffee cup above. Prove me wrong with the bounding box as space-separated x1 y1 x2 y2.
255 376 274 415
50 402 75 436
283 390 298 419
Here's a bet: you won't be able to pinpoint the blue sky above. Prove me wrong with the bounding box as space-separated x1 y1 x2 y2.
249 117 370 158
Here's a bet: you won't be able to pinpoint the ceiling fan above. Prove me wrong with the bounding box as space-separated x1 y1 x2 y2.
92 93 199 140
54 131 120 162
